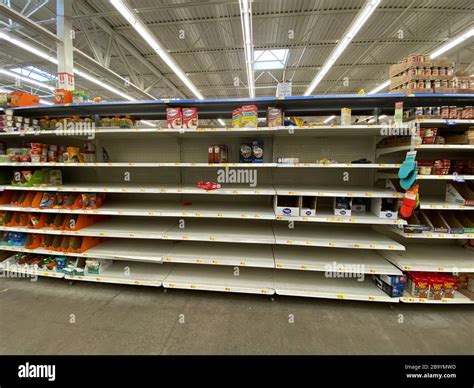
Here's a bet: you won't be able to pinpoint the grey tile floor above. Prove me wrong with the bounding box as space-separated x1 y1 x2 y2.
0 277 472 355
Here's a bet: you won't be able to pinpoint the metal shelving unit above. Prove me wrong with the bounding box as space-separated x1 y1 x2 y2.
1 94 473 303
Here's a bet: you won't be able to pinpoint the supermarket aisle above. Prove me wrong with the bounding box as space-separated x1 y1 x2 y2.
0 277 472 355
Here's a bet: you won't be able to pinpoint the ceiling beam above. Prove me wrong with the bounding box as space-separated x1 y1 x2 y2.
75 1 186 98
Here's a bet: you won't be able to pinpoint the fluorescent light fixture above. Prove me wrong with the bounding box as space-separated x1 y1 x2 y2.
0 68 55 91
323 115 336 123
218 118 226 126
367 80 391 94
0 32 58 64
254 49 289 70
74 68 135 101
238 0 255 98
430 26 474 59
304 0 380 96
110 0 204 100
0 31 138 101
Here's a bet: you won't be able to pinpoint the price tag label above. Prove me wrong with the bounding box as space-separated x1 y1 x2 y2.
336 294 345 299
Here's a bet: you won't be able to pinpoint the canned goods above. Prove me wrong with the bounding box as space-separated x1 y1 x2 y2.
433 80 441 88
424 67 431 76
408 81 415 89
416 107 423 116
425 80 431 88
439 67 447 76
462 80 470 89
416 81 425 88
441 106 449 118
433 106 441 116
449 106 457 119
447 68 454 76
409 68 416 76
440 80 448 88
463 106 472 119
416 67 424 75
448 80 456 88
457 108 463 119
432 67 439 76
423 107 432 116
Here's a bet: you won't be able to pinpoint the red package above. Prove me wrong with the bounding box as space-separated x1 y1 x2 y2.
166 108 182 129
428 276 443 300
182 108 198 129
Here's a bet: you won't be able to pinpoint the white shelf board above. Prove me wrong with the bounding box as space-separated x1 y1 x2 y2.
0 125 386 138
65 261 173 287
379 243 474 272
0 240 174 263
274 185 403 198
376 144 474 157
276 163 400 168
163 264 275 295
389 227 474 239
1 184 275 195
400 291 473 304
419 197 474 210
378 173 474 181
0 218 277 244
0 201 276 220
273 245 402 274
163 242 275 268
1 255 64 278
273 270 399 302
276 209 405 225
162 219 276 244
0 162 277 168
0 217 174 239
406 118 474 125
273 223 405 250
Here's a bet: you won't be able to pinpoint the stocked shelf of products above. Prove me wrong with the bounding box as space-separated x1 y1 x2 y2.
400 291 473 304
0 239 174 262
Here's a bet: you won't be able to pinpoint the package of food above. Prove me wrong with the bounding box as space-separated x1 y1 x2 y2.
341 108 351 125
267 107 282 127
182 108 198 129
252 140 264 163
241 105 258 128
428 276 443 300
442 276 456 298
213 145 228 164
407 273 429 298
67 147 84 163
240 143 252 163
232 108 242 128
166 108 182 129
